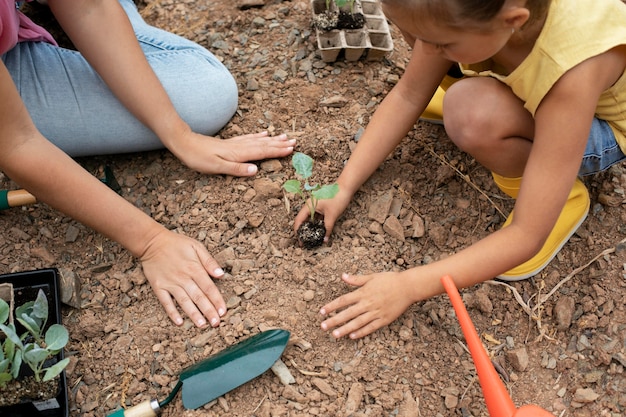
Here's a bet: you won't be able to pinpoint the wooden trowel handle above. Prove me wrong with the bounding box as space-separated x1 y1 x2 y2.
106 400 161 417
0 189 37 210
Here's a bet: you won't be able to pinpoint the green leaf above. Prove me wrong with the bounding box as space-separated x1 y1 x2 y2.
45 324 69 351
311 183 339 200
42 357 70 382
17 312 41 340
0 298 9 324
23 347 50 367
11 350 21 379
282 179 302 195
0 358 9 373
0 324 23 349
0 372 12 387
32 289 49 321
291 152 313 179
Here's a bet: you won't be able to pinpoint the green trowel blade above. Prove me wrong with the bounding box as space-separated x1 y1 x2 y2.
179 329 290 409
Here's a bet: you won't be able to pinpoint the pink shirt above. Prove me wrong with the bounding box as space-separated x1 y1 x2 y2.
0 0 56 55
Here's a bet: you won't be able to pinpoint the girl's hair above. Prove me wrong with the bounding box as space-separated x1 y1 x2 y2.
382 0 550 31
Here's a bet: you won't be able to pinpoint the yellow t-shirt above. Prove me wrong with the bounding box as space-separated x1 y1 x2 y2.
459 0 626 153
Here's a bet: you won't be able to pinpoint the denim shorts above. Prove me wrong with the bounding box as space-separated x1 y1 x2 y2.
579 118 626 176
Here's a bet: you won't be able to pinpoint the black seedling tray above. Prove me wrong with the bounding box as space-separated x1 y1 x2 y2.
0 268 69 417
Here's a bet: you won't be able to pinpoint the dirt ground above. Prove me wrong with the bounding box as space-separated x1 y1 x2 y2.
2 1 626 416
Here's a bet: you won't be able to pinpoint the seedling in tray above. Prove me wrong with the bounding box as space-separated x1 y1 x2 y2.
0 289 69 386
283 152 339 248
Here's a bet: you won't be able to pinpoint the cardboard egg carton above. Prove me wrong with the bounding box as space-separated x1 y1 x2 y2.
312 0 394 62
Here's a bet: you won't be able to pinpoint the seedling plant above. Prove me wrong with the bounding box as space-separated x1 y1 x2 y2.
315 0 365 31
283 152 339 248
0 289 70 387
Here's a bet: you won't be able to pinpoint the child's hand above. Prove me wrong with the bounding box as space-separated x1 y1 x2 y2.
171 130 295 176
138 229 227 328
293 188 353 243
320 272 415 339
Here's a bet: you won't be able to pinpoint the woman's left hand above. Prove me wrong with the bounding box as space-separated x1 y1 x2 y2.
139 228 227 328
170 130 295 176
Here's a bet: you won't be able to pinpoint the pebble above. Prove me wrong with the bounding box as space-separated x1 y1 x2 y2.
383 216 405 242
368 191 393 223
271 359 295 385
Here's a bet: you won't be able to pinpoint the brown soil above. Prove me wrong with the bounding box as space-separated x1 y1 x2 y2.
2 1 626 416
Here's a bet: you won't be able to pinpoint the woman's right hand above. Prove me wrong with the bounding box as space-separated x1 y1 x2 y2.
293 187 353 243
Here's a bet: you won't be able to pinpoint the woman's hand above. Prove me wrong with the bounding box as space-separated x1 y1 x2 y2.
139 228 227 328
168 129 295 176
319 271 416 339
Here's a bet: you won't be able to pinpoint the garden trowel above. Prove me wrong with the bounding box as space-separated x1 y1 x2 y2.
107 328 290 417
441 275 553 417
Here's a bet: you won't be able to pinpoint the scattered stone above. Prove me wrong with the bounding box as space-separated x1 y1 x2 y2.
65 224 80 242
383 216 405 242
572 388 599 404
260 159 283 172
58 268 82 308
253 178 282 199
441 386 459 409
238 0 265 10
397 390 419 417
319 95 349 108
368 191 393 223
312 377 337 397
271 359 295 385
344 382 364 416
506 347 529 372
190 332 213 348
412 215 425 238
554 295 576 330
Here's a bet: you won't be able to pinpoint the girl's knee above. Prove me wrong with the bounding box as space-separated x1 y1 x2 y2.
444 83 491 150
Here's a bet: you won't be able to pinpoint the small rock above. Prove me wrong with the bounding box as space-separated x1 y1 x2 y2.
320 95 348 108
214 246 236 266
312 377 337 397
58 268 82 309
253 178 282 199
260 159 283 172
554 296 576 330
412 215 425 238
441 386 459 409
190 332 213 348
506 347 529 372
383 216 405 242
344 382 364 416
397 391 419 417
271 359 295 385
65 224 80 243
572 388 599 403
30 246 55 264
368 191 393 223
226 296 241 309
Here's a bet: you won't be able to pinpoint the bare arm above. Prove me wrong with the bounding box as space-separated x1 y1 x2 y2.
0 62 227 328
320 46 626 339
294 46 453 235
47 0 295 175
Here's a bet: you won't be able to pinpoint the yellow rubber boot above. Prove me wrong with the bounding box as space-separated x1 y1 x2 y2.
419 73 461 125
492 173 590 281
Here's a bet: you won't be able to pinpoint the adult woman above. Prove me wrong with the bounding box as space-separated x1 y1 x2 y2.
1 0 295 327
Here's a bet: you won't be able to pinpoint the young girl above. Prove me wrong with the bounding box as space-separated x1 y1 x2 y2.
294 0 626 339
1 0 295 329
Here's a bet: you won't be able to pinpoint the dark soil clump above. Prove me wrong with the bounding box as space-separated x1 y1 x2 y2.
297 218 326 249
336 11 365 29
